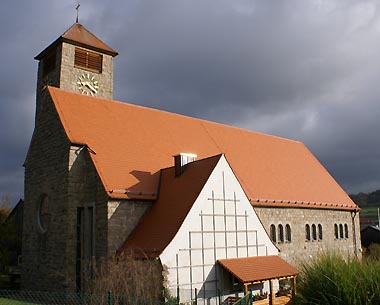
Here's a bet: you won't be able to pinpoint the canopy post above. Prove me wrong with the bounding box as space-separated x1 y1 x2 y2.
244 283 249 295
269 279 274 305
293 276 297 296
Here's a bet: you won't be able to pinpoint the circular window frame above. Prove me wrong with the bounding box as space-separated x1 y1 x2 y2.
37 194 50 234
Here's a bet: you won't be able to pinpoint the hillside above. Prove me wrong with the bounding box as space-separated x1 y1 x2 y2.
350 189 380 207
350 189 380 228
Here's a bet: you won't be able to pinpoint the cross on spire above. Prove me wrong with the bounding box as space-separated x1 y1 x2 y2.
76 1 80 23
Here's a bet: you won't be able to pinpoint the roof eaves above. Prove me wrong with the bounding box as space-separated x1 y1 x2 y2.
34 37 61 60
61 37 118 57
35 24 118 60
250 198 359 211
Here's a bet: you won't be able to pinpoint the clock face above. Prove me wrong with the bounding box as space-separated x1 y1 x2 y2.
77 73 99 96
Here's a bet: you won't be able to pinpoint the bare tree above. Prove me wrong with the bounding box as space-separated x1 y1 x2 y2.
83 252 164 305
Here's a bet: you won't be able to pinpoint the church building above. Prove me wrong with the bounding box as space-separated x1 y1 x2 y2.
22 22 360 303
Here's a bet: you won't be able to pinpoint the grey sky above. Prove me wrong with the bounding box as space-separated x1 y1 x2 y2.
1 0 380 204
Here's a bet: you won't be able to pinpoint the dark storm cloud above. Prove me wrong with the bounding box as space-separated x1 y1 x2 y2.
1 0 380 204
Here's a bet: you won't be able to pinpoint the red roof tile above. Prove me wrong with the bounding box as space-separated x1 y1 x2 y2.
120 155 222 257
48 87 358 210
35 23 118 60
218 256 299 283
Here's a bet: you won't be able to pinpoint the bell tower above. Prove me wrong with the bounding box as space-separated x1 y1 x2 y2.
34 22 118 108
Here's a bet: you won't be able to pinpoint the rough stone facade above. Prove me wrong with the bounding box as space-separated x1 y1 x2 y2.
23 26 137 292
60 43 114 99
254 207 361 266
23 107 150 290
36 42 114 113
107 200 152 256
23 93 73 291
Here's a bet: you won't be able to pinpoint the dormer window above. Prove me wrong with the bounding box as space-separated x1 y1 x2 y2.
74 48 102 73
174 153 197 176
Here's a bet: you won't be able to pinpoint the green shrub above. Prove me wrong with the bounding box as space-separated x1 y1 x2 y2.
293 253 380 305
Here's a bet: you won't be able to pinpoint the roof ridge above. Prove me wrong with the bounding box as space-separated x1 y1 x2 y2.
50 87 302 145
159 153 223 172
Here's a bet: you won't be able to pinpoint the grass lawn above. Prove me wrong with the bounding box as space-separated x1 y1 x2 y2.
0 298 39 305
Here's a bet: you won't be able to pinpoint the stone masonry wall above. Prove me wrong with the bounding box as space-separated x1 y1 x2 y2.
23 93 71 291
35 44 62 125
254 207 361 267
107 200 153 256
67 146 109 290
60 43 114 99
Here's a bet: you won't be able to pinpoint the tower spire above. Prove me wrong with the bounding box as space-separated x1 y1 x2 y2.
76 1 80 23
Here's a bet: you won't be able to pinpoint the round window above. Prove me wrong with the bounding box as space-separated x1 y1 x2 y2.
37 195 50 233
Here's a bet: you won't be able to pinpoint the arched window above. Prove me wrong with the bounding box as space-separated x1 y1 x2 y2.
270 224 276 242
305 224 311 241
312 224 317 241
285 224 291 242
278 224 284 243
344 224 349 239
334 224 339 239
339 224 344 239
37 194 50 234
318 224 323 240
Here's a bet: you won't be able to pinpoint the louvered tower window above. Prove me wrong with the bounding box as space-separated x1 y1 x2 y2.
74 48 102 73
43 50 56 76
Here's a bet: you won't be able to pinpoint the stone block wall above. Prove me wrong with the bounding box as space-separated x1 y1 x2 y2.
67 146 109 290
254 207 361 267
35 44 62 124
107 200 153 256
24 103 153 291
23 93 72 291
60 43 114 99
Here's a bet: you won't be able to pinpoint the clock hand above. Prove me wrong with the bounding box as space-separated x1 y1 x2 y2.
84 81 97 93
88 83 97 93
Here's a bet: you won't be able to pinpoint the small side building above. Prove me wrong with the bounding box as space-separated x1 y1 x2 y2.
361 225 380 249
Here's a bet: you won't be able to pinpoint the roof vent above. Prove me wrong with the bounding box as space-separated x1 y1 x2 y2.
174 153 197 176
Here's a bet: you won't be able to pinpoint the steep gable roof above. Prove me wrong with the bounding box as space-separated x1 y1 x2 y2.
48 86 358 210
35 23 118 60
120 155 222 258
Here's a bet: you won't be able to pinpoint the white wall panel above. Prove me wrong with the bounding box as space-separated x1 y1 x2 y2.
160 155 278 304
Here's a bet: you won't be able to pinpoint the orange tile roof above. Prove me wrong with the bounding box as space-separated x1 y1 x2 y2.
48 87 358 210
218 256 299 283
119 155 222 257
35 23 118 60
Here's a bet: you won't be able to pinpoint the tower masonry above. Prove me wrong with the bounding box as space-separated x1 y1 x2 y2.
34 23 118 123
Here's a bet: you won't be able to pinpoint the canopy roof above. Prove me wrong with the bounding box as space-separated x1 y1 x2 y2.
218 256 299 283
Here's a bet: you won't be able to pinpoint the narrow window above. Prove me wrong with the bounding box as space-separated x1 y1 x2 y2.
305 224 311 241
318 224 323 240
278 224 284 243
339 224 344 239
344 224 349 239
37 194 50 233
74 48 102 73
43 50 56 76
312 224 317 241
270 224 276 242
334 224 339 239
76 206 94 292
285 224 291 242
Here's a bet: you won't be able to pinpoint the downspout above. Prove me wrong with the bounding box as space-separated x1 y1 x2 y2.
351 210 358 258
